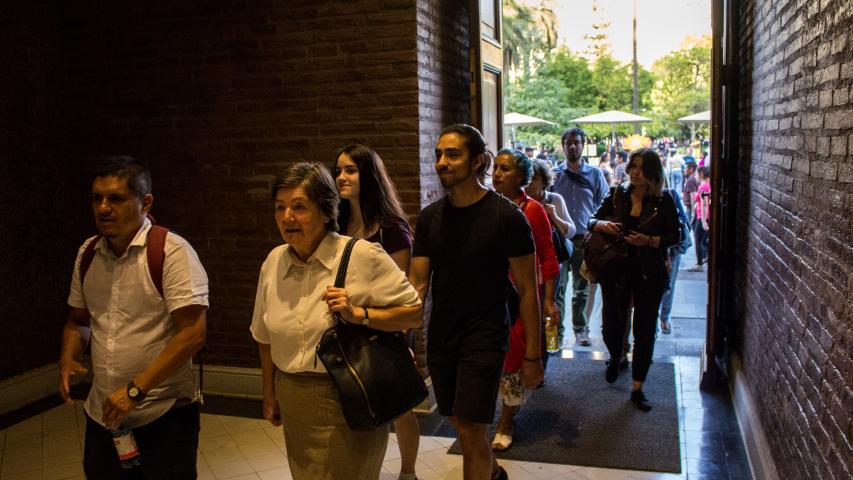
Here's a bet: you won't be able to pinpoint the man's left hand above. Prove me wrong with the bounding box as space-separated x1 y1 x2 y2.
102 387 135 429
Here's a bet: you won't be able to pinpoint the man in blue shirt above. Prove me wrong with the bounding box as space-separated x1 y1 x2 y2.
548 128 609 346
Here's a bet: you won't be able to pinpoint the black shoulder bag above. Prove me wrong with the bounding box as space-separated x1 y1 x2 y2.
582 188 628 284
316 238 429 431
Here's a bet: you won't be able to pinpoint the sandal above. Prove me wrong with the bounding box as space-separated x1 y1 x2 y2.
491 432 513 452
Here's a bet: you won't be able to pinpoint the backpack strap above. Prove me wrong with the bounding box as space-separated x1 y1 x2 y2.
79 235 102 290
147 225 169 297
79 225 169 298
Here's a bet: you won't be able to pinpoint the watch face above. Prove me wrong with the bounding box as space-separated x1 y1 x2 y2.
129 386 140 398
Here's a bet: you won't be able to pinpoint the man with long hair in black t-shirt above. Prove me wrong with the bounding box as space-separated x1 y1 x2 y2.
409 124 543 480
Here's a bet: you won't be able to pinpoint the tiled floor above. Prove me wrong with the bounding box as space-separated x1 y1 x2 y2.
0 248 751 479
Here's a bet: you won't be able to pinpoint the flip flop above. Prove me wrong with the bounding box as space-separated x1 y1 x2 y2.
491 433 513 452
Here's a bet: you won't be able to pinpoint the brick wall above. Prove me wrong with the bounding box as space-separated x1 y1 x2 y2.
416 1 471 208
735 0 852 478
0 4 84 379
53 0 431 369
0 1 474 379
414 0 471 363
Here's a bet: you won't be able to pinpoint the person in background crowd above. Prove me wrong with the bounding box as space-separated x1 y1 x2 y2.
491 149 559 452
60 156 209 479
332 144 422 480
659 171 693 334
612 150 629 186
682 162 699 223
408 124 542 480
526 160 576 347
667 149 685 193
682 146 696 165
589 149 679 411
598 153 613 185
548 128 609 347
524 146 535 159
252 163 422 480
688 166 711 272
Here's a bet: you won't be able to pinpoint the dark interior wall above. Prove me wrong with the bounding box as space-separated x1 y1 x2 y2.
0 4 84 379
416 0 471 208
1 1 474 382
56 0 426 368
735 0 852 478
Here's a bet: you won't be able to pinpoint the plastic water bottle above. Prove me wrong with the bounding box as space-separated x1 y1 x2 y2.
545 316 560 353
111 423 142 469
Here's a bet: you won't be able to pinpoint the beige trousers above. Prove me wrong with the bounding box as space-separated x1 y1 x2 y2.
275 371 389 480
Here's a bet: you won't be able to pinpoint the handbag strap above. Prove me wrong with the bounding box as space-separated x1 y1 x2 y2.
334 237 360 288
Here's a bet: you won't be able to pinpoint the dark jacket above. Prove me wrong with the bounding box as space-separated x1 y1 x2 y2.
588 185 680 285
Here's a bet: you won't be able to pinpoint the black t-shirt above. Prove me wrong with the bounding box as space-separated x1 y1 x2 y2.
413 190 535 356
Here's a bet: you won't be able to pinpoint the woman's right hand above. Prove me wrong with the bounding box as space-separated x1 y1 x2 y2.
263 392 282 427
595 220 622 236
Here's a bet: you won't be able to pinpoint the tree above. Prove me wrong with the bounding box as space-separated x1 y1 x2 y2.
583 0 613 60
502 0 559 82
648 35 712 138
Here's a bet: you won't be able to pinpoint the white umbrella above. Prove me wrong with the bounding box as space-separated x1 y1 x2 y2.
678 110 711 143
504 112 557 127
571 110 652 146
504 112 557 146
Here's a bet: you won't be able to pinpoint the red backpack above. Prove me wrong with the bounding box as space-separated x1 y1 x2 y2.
79 222 170 297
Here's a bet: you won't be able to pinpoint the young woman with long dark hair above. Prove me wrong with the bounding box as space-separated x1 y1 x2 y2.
332 144 420 480
588 148 679 411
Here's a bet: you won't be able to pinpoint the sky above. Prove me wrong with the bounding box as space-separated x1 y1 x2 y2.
549 0 712 68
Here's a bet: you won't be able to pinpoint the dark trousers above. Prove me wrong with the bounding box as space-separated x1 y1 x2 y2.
600 272 665 383
84 402 200 480
693 218 709 264
560 236 590 334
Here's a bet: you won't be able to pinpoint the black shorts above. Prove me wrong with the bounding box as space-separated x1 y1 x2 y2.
427 350 505 424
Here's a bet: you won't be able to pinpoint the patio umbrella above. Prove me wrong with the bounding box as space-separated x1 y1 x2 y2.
570 110 652 148
504 112 557 146
677 110 711 143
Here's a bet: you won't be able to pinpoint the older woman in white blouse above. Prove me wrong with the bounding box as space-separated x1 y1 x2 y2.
250 162 422 480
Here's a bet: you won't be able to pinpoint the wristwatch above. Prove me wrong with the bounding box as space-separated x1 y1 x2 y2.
127 381 146 402
362 307 370 327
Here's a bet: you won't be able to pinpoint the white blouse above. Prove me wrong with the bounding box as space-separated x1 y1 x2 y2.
250 232 421 373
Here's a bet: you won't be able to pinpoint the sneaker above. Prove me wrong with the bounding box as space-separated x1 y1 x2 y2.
576 331 591 346
687 264 704 272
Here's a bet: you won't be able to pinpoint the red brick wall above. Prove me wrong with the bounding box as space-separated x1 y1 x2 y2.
0 1 472 379
735 0 852 478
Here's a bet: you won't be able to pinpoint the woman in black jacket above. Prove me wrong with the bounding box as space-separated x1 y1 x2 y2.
588 148 679 411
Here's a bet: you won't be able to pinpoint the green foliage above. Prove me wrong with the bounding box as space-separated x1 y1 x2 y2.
502 0 559 81
648 36 712 137
503 9 710 146
506 47 656 142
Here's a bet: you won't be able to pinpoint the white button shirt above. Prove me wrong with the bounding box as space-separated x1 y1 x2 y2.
67 218 209 428
251 232 421 373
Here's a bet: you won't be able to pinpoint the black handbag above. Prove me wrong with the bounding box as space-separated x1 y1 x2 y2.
316 237 429 431
582 189 628 284
552 227 573 263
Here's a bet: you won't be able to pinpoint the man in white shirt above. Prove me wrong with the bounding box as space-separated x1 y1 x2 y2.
59 156 209 479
